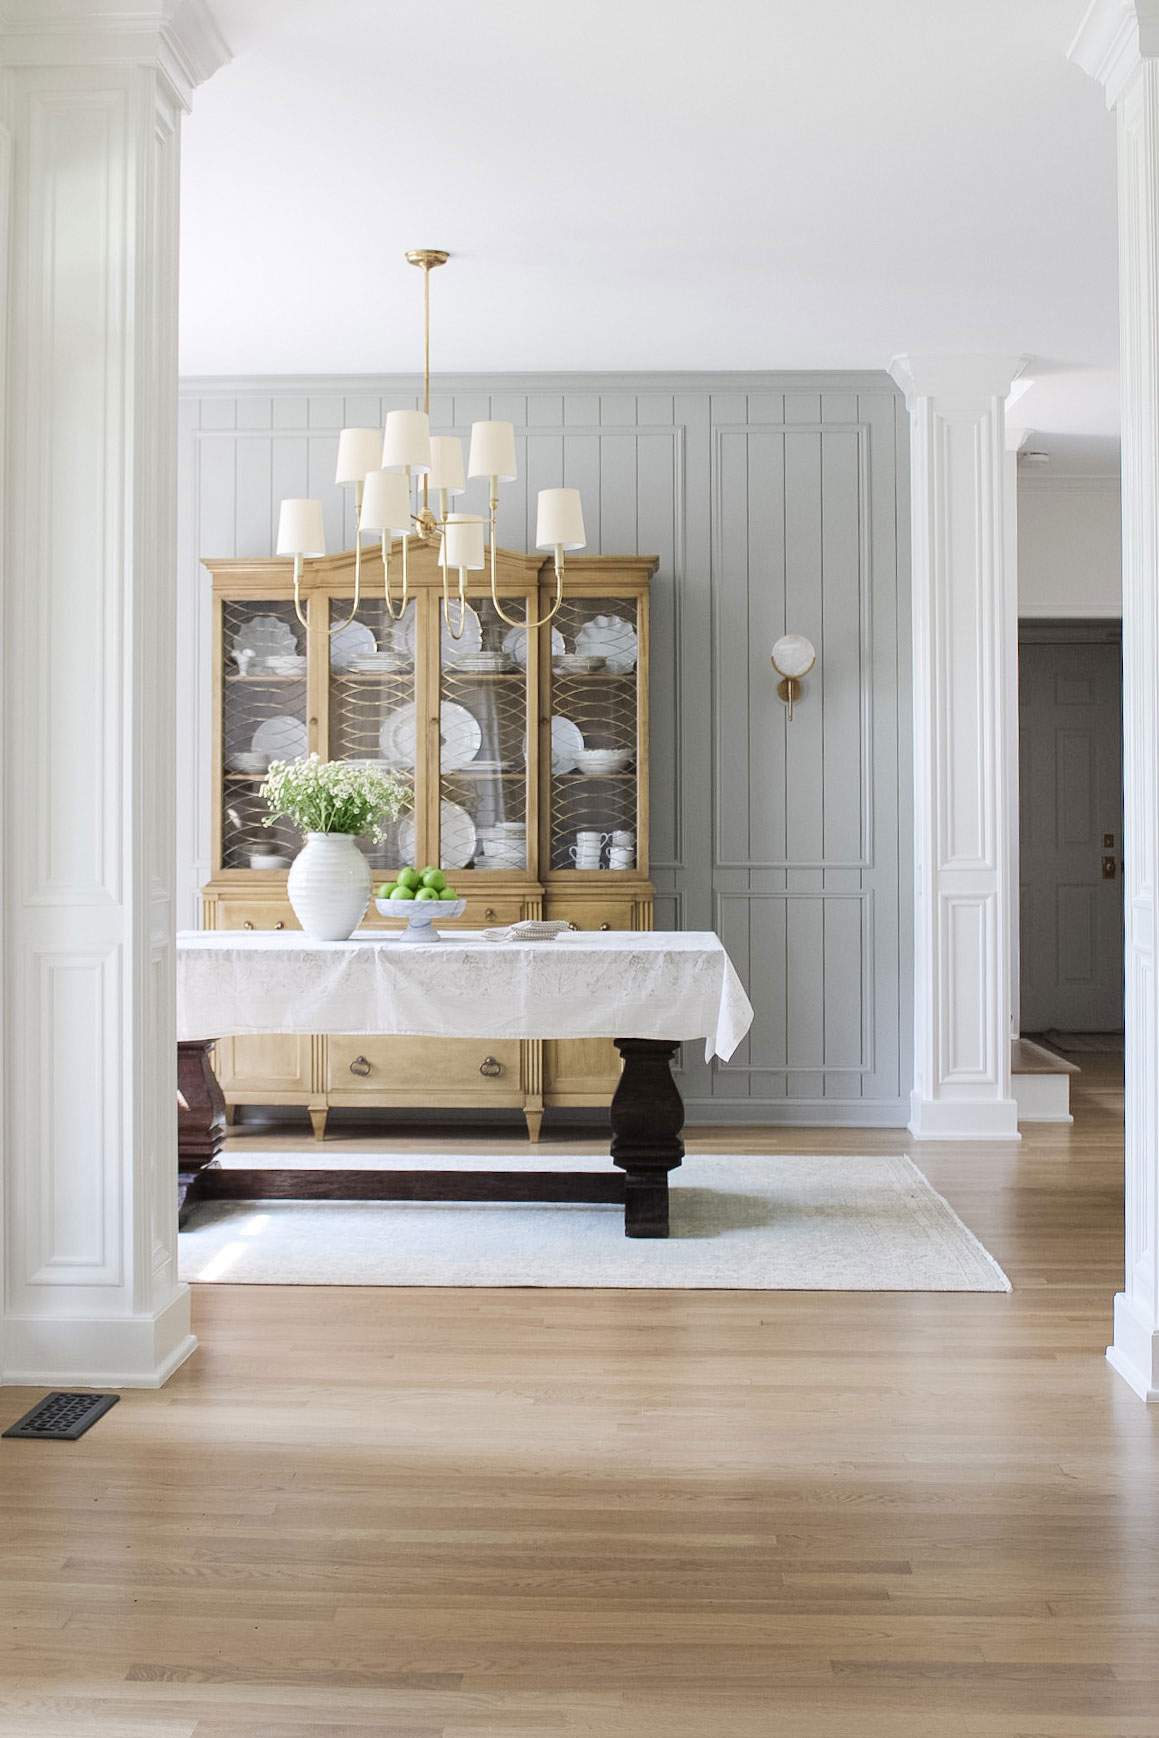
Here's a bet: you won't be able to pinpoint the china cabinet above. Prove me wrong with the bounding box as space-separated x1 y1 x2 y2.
201 539 657 1138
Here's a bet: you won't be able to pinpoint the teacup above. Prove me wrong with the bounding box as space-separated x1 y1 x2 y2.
569 847 602 867
610 830 635 848
576 830 610 847
609 848 634 869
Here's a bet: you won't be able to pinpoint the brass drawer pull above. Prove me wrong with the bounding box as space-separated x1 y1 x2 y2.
484 907 497 920
600 923 611 931
479 1056 503 1077
243 920 254 930
349 1055 372 1077
274 920 284 930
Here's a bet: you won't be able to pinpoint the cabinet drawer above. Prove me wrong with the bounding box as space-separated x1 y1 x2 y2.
543 898 636 933
328 1036 522 1094
213 899 297 932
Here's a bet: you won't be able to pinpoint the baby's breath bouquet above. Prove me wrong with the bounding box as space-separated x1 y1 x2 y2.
260 754 408 842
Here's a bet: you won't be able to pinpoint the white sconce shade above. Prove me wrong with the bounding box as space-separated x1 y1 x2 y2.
381 409 431 473
467 419 517 481
276 498 325 557
360 468 413 535
428 435 466 494
440 513 486 570
335 427 384 485
535 487 587 551
771 634 817 679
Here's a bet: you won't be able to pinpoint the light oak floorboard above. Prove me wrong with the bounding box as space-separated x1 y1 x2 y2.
1 1057 1156 1735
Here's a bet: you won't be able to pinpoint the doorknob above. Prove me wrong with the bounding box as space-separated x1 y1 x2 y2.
1102 855 1117 880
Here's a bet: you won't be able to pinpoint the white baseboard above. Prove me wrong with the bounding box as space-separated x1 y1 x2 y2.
1013 1074 1073 1123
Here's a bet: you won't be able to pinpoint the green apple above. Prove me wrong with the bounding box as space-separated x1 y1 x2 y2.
439 887 459 901
420 867 446 893
396 866 422 891
420 865 440 881
389 885 415 900
414 886 440 901
377 882 395 900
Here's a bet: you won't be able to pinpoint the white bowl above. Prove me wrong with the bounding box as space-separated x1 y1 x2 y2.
249 852 288 870
229 751 269 774
374 894 467 941
574 748 632 774
555 654 606 674
266 655 307 674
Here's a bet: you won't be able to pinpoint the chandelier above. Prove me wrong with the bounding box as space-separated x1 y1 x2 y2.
274 249 587 639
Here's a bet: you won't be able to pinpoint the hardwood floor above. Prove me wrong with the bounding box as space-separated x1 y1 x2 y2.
1 1058 1156 1737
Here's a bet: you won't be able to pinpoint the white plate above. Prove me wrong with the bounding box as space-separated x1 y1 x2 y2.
379 700 482 772
575 614 637 670
329 620 378 671
397 799 477 871
523 714 584 775
391 599 482 663
250 714 307 761
503 624 565 668
233 614 298 661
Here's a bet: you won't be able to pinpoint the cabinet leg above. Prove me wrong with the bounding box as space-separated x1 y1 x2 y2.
308 1105 329 1142
524 1108 544 1144
610 1038 684 1239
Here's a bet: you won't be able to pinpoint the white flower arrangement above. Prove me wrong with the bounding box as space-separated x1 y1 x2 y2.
260 754 409 842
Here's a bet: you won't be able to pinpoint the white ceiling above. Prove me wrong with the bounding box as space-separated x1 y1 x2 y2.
179 0 1121 472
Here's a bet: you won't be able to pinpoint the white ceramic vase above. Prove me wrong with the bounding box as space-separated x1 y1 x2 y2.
287 832 371 941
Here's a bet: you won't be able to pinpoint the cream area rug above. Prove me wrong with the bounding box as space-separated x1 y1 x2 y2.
178 1152 1011 1291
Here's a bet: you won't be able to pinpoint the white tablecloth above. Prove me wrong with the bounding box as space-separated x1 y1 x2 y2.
176 929 754 1063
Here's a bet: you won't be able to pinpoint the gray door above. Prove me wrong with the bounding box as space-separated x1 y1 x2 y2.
1019 633 1123 1033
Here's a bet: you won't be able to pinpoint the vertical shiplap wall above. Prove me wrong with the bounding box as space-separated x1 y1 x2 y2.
178 373 911 1123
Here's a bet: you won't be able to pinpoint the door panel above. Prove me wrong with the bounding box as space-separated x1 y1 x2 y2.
1019 637 1123 1032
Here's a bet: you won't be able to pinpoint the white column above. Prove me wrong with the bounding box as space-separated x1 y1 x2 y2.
0 2 228 1385
891 356 1024 1141
1071 0 1159 1402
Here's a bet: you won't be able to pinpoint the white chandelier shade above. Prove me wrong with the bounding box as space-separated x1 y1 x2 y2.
536 488 586 552
334 427 384 487
360 468 413 535
467 420 518 484
276 497 325 558
428 435 466 495
440 512 486 571
382 409 432 474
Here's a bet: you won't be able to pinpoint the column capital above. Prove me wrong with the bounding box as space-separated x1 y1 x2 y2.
889 354 1027 407
1069 0 1159 106
0 0 230 107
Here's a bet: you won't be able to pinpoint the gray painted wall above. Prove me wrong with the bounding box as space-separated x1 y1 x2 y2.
178 372 912 1123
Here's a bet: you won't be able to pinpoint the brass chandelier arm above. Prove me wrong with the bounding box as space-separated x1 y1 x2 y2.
486 501 564 628
382 533 409 620
442 564 468 640
327 526 363 634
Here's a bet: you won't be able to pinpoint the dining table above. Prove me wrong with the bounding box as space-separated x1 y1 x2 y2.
175 928 754 1238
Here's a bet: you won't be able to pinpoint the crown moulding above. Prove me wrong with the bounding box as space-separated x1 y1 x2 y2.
0 0 231 105
1069 0 1159 106
888 354 1028 406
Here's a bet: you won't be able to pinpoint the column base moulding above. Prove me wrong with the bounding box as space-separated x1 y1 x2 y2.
908 1093 1021 1141
1107 1293 1159 1404
0 1291 196 1390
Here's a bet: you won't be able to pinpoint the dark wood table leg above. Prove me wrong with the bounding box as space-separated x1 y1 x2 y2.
610 1038 684 1238
177 1039 227 1226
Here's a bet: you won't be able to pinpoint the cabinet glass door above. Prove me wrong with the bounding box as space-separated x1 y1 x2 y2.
548 595 640 872
220 598 308 871
327 594 417 879
437 593 532 873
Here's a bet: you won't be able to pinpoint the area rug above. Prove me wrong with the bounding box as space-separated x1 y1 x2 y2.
178 1152 1011 1291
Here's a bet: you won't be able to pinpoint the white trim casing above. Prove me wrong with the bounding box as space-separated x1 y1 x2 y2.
1071 0 1159 1403
891 355 1023 1142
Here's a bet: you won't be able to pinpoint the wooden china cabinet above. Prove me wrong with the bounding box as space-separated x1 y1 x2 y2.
201 539 657 1139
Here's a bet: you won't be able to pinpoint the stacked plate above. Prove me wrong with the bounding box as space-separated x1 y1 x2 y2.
477 821 526 870
448 651 511 673
575 614 638 672
350 651 408 675
379 701 482 772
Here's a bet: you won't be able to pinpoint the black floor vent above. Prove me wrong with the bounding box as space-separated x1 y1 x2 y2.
2 1392 119 1441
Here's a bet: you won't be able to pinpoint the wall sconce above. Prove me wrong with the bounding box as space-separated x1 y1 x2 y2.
771 634 816 721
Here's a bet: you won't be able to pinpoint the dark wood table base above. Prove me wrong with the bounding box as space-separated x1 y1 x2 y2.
177 1036 684 1238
